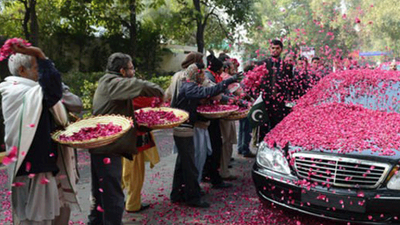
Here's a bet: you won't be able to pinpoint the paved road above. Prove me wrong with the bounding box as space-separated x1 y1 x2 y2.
0 128 340 225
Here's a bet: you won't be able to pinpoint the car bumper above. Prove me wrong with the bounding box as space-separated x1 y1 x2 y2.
252 163 400 224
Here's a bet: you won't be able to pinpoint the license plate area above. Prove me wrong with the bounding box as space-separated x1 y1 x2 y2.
301 191 366 213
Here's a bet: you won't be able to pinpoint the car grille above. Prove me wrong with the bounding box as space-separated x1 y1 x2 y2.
293 153 391 188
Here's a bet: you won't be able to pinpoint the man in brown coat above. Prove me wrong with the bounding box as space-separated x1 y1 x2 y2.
88 53 164 225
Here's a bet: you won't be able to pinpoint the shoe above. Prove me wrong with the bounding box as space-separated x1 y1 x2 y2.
186 200 210 208
230 158 235 161
222 175 237 181
212 182 233 189
243 152 256 158
228 165 233 169
126 203 150 213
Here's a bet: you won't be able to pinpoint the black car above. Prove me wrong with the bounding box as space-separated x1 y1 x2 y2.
252 69 400 224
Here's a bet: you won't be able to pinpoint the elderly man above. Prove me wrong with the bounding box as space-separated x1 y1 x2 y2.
88 52 164 225
170 63 242 207
0 44 80 224
165 51 204 104
166 51 209 184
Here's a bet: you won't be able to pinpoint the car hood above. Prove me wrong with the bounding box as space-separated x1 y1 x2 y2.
265 102 400 159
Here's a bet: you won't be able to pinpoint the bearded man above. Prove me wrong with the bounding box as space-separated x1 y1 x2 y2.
88 52 164 225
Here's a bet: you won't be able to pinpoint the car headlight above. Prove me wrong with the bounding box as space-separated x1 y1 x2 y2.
256 142 291 175
387 166 400 190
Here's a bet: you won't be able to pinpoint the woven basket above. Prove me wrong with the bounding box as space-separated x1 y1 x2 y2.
224 108 250 120
197 105 239 119
52 115 133 149
135 107 189 129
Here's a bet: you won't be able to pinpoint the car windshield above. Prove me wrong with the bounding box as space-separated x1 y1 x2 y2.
295 69 400 114
380 64 400 71
265 69 400 155
326 80 400 113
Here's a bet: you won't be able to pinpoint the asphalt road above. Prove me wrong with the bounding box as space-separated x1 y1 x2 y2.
0 127 343 225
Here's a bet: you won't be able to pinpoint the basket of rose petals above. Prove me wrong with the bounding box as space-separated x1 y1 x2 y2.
135 107 189 129
52 115 133 149
197 104 239 119
224 106 250 120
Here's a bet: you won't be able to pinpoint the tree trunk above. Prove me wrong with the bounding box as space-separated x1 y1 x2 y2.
129 0 137 59
29 0 39 46
196 22 205 53
193 0 204 53
22 0 30 41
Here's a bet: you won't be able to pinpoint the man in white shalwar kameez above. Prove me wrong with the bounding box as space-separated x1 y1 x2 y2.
0 44 80 224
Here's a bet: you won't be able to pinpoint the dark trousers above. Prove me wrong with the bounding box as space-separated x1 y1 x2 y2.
237 118 252 155
88 154 124 225
258 123 271 144
171 135 201 202
203 119 223 185
258 106 290 143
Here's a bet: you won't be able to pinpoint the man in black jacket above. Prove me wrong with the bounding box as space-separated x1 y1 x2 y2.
257 40 292 143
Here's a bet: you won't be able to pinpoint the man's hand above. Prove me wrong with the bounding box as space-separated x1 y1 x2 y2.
236 99 250 108
11 44 46 59
233 72 244 82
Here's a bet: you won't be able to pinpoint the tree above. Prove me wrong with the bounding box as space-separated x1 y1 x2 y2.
172 0 256 53
0 0 40 45
86 0 165 59
356 0 400 56
245 0 361 61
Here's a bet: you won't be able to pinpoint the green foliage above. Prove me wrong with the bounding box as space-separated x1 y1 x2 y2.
0 1 24 38
136 20 164 75
0 0 169 74
245 0 400 61
162 0 257 52
80 80 99 118
149 75 172 90
2 0 400 68
356 0 400 56
62 71 104 96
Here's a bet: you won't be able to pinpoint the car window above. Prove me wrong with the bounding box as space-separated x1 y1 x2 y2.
378 64 400 71
325 81 400 113
381 65 390 70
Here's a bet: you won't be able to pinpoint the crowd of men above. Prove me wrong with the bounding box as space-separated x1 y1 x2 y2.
1 39 389 224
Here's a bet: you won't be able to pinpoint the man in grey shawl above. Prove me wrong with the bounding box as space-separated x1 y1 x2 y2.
88 52 164 225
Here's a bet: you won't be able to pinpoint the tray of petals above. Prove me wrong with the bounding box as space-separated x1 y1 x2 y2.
197 104 239 119
52 115 133 149
134 107 189 129
224 106 250 120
